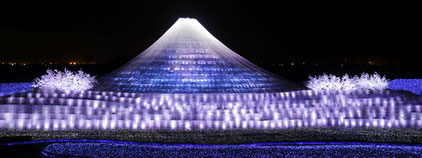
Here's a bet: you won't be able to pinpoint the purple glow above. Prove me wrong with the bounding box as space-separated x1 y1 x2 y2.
0 90 421 130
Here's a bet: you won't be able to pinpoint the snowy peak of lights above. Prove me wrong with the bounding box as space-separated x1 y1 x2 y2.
95 18 301 93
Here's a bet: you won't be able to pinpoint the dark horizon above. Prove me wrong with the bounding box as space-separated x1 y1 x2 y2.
0 1 420 65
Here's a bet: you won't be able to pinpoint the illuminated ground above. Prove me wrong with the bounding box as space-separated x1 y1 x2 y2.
1 82 422 156
1 85 422 141
1 89 422 130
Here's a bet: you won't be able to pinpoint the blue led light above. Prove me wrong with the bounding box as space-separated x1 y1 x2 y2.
35 140 422 157
389 79 422 95
0 82 33 96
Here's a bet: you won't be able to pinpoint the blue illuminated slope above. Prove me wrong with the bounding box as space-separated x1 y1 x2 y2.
95 18 302 93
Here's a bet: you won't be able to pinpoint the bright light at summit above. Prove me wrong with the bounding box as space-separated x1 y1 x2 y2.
94 18 301 93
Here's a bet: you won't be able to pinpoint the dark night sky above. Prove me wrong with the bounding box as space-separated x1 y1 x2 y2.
0 1 419 64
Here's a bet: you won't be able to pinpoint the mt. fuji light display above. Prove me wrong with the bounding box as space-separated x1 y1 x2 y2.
0 18 421 134
94 18 301 93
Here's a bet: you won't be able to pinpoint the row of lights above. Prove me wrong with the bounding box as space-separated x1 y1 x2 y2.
0 90 420 130
255 61 384 67
1 62 21 66
0 61 383 66
0 62 84 66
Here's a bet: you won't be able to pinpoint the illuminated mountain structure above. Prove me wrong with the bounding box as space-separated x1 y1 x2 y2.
96 18 300 93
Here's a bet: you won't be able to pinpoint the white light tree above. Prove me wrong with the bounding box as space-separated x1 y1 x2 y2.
33 69 97 93
306 72 388 91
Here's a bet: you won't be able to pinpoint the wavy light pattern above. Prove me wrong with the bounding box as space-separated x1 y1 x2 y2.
0 90 421 130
